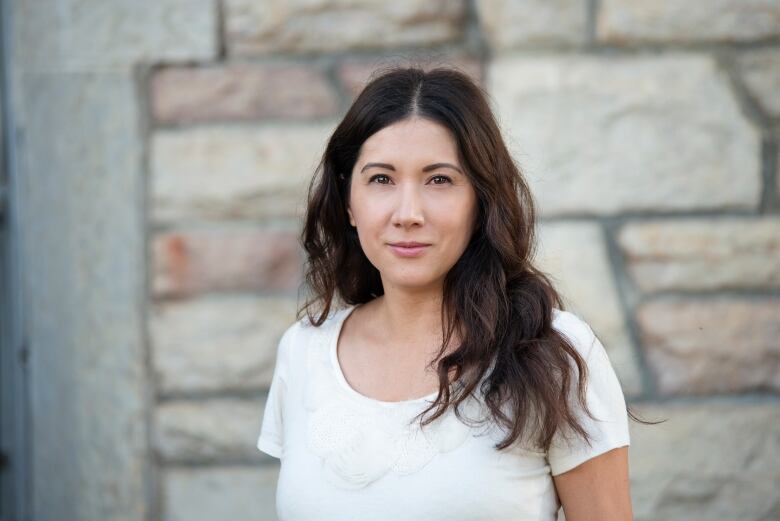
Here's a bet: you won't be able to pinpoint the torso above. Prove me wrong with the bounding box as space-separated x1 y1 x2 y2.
335 300 458 403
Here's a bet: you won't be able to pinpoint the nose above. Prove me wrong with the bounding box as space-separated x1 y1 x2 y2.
392 182 424 228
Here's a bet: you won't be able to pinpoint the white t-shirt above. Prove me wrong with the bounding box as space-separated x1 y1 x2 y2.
256 304 630 520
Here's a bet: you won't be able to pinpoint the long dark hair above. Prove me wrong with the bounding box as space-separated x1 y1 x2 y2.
298 64 659 453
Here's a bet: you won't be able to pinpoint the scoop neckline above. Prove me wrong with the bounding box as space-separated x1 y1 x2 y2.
329 303 442 408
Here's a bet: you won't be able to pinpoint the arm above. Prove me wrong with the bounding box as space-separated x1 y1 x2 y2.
552 446 632 521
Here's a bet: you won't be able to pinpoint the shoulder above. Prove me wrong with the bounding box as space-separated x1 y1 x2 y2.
551 308 598 361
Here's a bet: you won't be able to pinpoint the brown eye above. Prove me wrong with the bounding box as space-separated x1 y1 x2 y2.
369 174 391 184
430 175 452 185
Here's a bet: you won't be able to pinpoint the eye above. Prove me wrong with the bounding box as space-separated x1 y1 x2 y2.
430 175 452 185
368 174 391 184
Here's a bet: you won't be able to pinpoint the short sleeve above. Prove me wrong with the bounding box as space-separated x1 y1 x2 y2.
256 322 297 459
546 312 630 476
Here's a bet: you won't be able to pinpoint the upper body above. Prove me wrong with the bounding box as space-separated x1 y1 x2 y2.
256 303 631 521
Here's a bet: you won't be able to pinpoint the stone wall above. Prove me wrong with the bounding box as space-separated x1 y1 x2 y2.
146 2 780 520
10 1 777 520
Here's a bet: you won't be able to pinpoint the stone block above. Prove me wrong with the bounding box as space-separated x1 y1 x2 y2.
628 401 780 520
224 0 467 55
637 296 780 395
151 64 339 124
164 466 279 521
618 217 780 292
489 54 760 215
150 123 335 222
475 0 588 48
154 398 266 462
152 228 302 298
597 0 780 44
149 295 299 392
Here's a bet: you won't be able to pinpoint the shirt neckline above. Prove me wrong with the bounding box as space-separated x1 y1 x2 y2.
329 303 442 408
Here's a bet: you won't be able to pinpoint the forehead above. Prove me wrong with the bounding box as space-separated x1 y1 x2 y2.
359 118 458 157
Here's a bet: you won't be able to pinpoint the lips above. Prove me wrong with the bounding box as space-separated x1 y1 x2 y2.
388 242 431 248
387 242 431 258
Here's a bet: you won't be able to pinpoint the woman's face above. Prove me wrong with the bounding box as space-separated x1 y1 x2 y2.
347 117 479 294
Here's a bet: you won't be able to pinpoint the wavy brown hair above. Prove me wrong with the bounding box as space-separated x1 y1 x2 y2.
297 64 660 453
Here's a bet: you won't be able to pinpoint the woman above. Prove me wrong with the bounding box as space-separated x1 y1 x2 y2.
257 65 652 520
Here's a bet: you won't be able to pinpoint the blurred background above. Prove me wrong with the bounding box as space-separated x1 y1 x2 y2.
1 1 779 520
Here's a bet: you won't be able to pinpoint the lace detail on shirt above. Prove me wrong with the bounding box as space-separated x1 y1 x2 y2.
303 326 486 490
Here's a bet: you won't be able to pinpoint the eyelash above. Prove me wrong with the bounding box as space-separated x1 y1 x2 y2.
368 174 453 185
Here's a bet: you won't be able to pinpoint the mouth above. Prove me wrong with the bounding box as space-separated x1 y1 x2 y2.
387 242 431 257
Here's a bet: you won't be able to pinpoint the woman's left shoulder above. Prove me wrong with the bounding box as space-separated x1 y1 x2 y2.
551 308 598 359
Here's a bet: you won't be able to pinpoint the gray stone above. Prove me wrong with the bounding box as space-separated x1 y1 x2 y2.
618 217 780 292
223 0 467 55
149 295 299 393
597 0 780 44
13 0 217 72
628 401 780 520
164 466 279 521
737 48 780 120
151 123 335 223
637 296 780 395
15 71 148 520
154 399 266 462
534 221 642 396
475 0 588 48
489 54 761 216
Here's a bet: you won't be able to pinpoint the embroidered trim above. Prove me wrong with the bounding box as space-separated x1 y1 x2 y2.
303 319 485 490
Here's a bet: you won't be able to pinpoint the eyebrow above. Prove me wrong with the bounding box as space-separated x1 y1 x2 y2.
359 162 464 175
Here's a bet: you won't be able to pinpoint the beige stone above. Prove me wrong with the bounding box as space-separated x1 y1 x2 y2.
224 0 467 55
737 48 780 120
534 221 642 396
164 466 279 521
597 0 780 44
150 64 339 124
618 217 780 292
489 54 760 215
152 228 302 298
149 295 299 392
154 398 266 461
628 402 780 520
476 0 588 48
150 123 335 223
637 297 780 395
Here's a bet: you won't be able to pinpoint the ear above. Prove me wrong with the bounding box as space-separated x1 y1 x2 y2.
347 206 356 227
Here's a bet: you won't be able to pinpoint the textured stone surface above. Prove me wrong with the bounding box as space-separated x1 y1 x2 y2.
16 71 149 520
637 297 780 395
534 221 642 396
597 0 780 44
150 64 339 124
14 0 216 72
164 466 279 521
152 228 302 298
618 217 780 292
151 123 334 222
337 57 483 99
737 48 780 120
149 296 298 393
489 54 761 216
628 401 780 521
154 398 266 461
224 0 467 55
476 0 588 48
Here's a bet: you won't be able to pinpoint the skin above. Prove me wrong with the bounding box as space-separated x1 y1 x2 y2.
553 446 633 521
345 116 632 519
345 116 477 367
